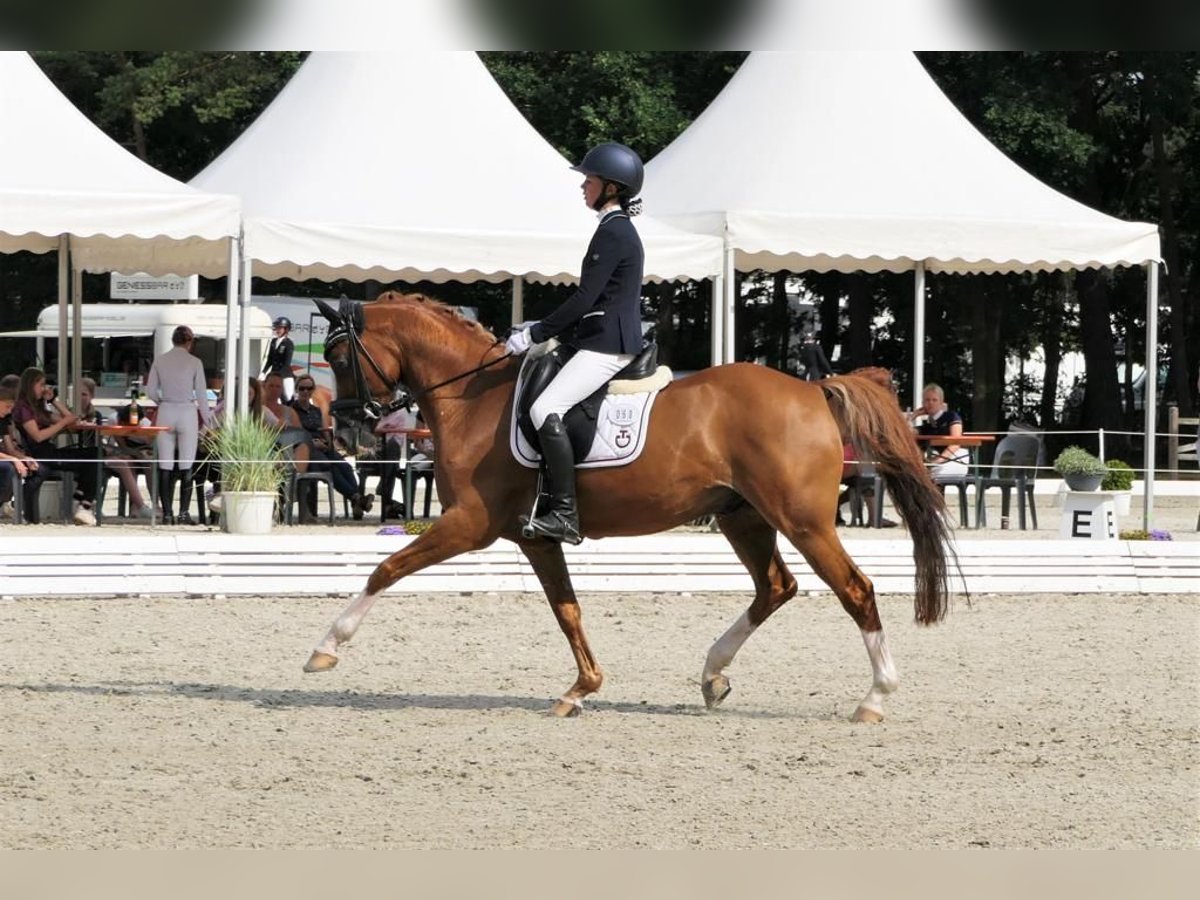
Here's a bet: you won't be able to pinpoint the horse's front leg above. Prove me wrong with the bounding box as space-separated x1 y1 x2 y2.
520 540 601 718
304 510 487 673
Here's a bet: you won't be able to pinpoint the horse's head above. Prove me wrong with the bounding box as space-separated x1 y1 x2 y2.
315 297 412 426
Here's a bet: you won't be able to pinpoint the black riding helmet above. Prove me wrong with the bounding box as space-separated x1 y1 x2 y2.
571 142 644 207
272 316 292 331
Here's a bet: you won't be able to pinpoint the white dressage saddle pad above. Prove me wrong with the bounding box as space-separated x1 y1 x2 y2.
510 345 672 470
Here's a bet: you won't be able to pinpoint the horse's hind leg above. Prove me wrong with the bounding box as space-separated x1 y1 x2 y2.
702 504 798 710
520 540 602 718
788 524 898 722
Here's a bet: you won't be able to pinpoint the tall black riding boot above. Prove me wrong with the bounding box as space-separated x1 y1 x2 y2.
158 469 177 523
520 414 582 545
177 469 196 525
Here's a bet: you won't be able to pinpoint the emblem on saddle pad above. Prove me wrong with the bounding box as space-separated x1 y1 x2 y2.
510 342 672 470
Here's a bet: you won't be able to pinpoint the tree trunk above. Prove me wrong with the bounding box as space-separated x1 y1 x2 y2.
1075 270 1126 452
1145 66 1193 416
771 271 790 372
968 279 1003 433
846 274 872 370
653 282 675 366
1038 275 1067 428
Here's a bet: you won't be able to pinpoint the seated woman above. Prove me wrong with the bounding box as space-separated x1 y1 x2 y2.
11 367 98 525
77 377 154 519
287 373 372 521
910 382 969 481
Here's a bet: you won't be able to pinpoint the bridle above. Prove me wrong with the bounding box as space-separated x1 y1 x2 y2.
315 297 510 424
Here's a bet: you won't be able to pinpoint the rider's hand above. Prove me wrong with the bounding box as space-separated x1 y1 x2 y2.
505 327 533 355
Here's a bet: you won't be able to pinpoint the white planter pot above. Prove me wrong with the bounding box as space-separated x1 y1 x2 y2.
1113 491 1132 517
221 491 277 535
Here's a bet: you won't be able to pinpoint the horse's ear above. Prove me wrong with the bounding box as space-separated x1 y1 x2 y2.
313 299 340 324
340 298 364 335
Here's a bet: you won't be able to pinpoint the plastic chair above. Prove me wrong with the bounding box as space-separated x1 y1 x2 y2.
12 468 75 524
284 469 338 525
845 471 885 527
404 455 435 519
934 477 971 528
975 433 1041 530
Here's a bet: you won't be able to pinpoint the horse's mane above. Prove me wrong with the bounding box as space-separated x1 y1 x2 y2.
847 366 895 392
371 290 498 343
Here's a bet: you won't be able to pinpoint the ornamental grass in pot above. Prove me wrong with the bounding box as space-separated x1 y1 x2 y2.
205 414 286 534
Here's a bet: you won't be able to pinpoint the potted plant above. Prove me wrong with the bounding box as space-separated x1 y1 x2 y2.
1102 458 1136 514
1053 445 1108 492
205 414 286 534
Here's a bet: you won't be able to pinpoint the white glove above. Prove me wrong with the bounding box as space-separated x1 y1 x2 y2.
505 328 533 355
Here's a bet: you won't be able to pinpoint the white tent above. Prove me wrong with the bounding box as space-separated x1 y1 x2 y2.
191 51 723 287
0 51 242 403
644 51 1159 278
0 52 241 276
643 51 1163 525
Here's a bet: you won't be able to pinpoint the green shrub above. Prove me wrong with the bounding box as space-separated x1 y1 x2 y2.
1053 445 1108 477
204 414 287 494
1102 459 1135 491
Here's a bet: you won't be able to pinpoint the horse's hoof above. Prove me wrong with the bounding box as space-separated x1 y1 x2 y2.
303 651 339 673
851 705 884 723
702 675 732 710
549 698 582 718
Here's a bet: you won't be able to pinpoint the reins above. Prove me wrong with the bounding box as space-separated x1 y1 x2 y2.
418 344 513 397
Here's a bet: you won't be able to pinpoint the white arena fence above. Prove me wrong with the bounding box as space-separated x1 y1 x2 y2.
0 533 1195 599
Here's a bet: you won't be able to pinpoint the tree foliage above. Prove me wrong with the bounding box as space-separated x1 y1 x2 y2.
3 51 1198 449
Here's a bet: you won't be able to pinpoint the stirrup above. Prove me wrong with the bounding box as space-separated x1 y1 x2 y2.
519 511 582 545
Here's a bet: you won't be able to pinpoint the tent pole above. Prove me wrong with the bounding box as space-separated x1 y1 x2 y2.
723 245 736 363
511 277 523 327
71 261 82 413
1143 261 1159 531
56 236 68 401
223 234 241 415
912 262 927 410
710 272 723 367
238 256 253 415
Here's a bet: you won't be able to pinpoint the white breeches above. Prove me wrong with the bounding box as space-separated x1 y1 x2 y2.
156 402 200 470
530 348 634 430
929 453 969 481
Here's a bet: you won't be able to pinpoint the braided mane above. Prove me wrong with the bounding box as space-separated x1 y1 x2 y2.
372 290 497 342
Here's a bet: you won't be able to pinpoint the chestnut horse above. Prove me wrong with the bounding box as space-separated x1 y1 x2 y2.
304 292 956 721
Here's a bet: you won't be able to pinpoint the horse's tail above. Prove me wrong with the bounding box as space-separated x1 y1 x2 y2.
821 374 959 625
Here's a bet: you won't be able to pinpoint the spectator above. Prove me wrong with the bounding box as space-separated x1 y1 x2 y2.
147 325 211 525
289 373 372 520
910 382 969 480
0 378 40 520
77 377 154 519
11 367 98 525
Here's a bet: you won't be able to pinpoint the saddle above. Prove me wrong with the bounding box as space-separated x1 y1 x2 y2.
515 341 663 462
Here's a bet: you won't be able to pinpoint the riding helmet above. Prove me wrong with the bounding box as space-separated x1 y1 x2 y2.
272 316 292 331
571 142 644 197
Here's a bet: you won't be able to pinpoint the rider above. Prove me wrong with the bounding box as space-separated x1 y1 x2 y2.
504 141 646 544
261 316 296 401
